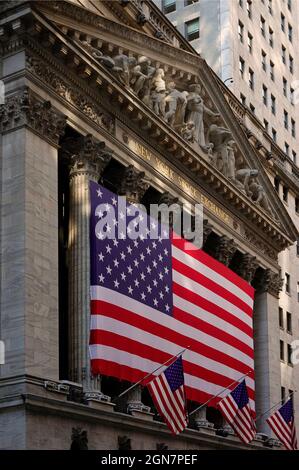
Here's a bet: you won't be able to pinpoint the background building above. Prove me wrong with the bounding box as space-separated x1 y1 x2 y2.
156 0 299 444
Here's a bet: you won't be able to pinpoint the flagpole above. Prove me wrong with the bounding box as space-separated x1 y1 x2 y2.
115 346 190 400
255 390 297 423
189 370 252 417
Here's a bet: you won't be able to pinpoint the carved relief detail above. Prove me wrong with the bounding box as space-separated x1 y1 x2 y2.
0 88 66 144
26 54 115 134
214 236 237 267
118 164 150 203
234 253 259 283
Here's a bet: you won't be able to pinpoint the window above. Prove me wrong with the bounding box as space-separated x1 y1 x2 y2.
293 151 297 165
247 0 252 18
279 307 284 328
274 175 280 191
285 142 290 157
162 0 176 14
285 272 290 293
288 24 293 43
290 87 294 105
261 16 265 36
287 312 292 333
264 119 269 132
269 27 274 47
283 77 288 97
289 55 294 74
262 85 268 105
281 13 285 31
262 50 267 71
283 184 289 201
185 0 199 5
238 21 244 42
270 61 274 81
282 45 286 64
268 0 272 14
249 68 254 89
240 93 246 105
250 103 255 114
280 340 285 361
271 94 276 114
281 386 286 403
287 344 292 365
239 57 245 78
185 18 200 41
291 119 296 138
247 32 253 53
284 110 289 130
296 199 299 214
297 281 299 301
272 128 277 143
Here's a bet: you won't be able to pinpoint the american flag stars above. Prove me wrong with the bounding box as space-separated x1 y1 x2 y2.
91 186 173 315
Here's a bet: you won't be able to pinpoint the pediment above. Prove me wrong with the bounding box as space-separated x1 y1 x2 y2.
22 1 298 250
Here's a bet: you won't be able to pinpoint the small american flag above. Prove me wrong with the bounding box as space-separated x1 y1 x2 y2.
147 356 187 435
89 181 255 409
267 397 298 450
218 379 256 444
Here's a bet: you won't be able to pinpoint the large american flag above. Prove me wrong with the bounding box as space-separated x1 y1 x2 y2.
147 356 187 435
267 397 298 450
218 379 256 444
89 181 255 410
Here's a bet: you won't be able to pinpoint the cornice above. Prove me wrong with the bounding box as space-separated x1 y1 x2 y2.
35 1 199 69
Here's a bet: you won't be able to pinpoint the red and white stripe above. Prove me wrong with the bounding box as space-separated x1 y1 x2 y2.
267 413 298 450
218 394 256 444
90 236 255 410
148 374 187 435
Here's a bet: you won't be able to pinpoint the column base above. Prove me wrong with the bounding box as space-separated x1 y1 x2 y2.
84 391 115 412
127 401 154 421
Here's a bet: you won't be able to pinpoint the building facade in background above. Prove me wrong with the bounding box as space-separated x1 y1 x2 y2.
0 0 298 450
155 0 299 443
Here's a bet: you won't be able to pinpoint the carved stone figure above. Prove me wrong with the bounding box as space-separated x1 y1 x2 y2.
235 168 259 195
164 82 188 127
112 54 137 88
130 56 155 96
186 84 220 146
180 121 195 142
227 140 236 180
207 124 232 175
248 181 272 213
80 41 115 68
149 68 166 115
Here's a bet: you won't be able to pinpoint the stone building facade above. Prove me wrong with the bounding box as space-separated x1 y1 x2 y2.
0 0 298 450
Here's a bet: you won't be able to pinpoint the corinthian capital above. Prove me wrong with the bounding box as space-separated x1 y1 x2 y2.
118 165 150 203
254 268 283 298
214 236 237 266
234 253 258 283
0 88 66 144
64 134 112 180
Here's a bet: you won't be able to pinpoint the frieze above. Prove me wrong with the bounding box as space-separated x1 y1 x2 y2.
119 126 234 227
243 228 277 261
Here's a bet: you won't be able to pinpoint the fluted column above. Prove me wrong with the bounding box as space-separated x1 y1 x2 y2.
253 269 283 434
67 134 111 392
